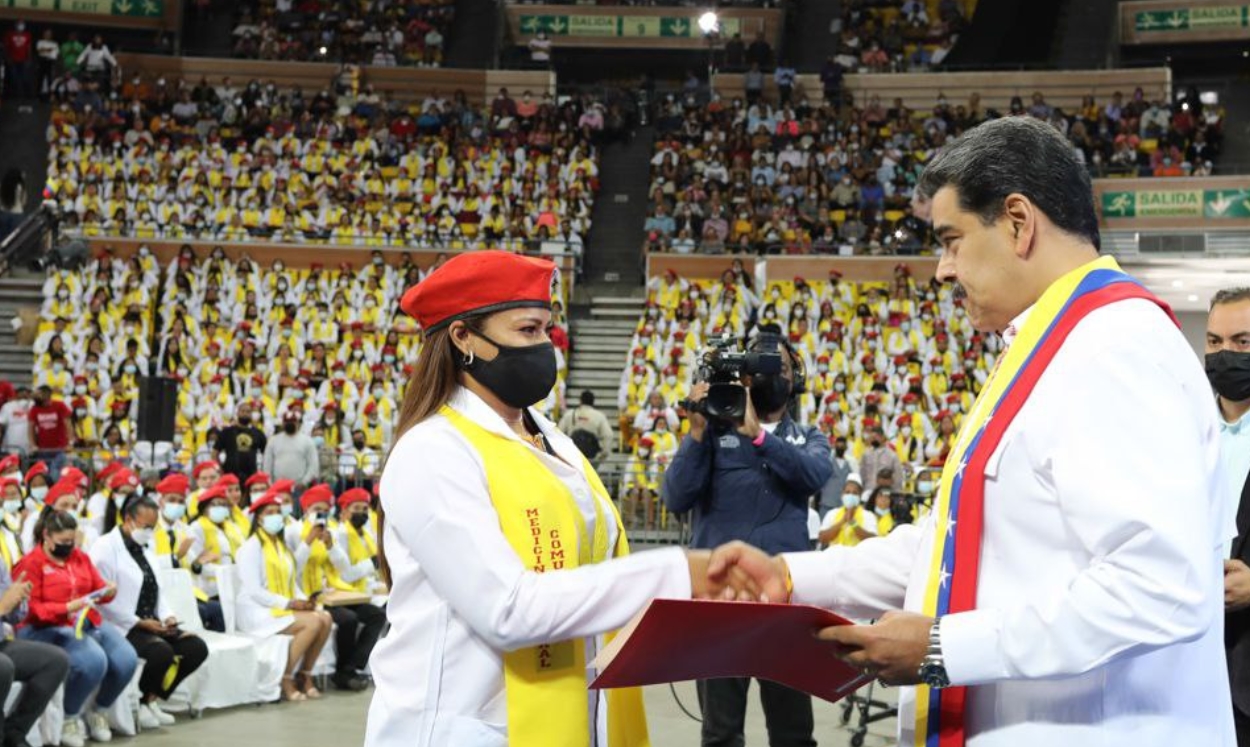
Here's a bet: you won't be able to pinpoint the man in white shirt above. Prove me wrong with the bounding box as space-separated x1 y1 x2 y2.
0 385 32 456
1208 287 1250 744
709 117 1234 747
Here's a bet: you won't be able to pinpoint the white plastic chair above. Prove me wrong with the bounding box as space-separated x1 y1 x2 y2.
158 568 267 713
216 565 288 703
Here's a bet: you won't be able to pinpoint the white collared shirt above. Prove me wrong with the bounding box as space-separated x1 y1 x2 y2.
1219 402 1250 554
786 298 1235 746
365 387 691 747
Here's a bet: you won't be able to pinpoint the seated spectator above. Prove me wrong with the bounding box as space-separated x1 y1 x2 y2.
15 510 135 747
90 493 209 729
282 485 384 693
236 491 333 702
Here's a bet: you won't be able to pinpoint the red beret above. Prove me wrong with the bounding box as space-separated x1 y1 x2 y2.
244 472 270 490
0 455 19 474
192 462 220 479
156 473 189 496
248 491 283 515
214 474 240 488
96 462 123 482
269 479 296 496
46 479 77 506
337 488 370 511
400 251 556 332
25 462 48 483
299 483 334 512
197 485 227 507
108 469 139 491
60 467 87 488
0 478 18 493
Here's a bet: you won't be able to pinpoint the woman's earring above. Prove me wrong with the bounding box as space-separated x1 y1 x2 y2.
463 350 475 366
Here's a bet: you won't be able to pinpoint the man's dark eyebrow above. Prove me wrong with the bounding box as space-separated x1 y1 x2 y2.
933 224 957 238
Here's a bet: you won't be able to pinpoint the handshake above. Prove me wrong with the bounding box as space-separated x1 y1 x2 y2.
681 541 935 686
684 541 792 603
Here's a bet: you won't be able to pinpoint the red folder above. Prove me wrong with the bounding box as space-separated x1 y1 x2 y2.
590 599 873 703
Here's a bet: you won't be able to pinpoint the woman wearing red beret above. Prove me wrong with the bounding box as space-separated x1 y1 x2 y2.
364 251 721 747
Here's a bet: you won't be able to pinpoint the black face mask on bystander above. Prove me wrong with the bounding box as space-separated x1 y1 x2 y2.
1207 350 1250 402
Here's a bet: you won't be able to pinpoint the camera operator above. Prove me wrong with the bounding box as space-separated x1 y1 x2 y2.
663 332 831 747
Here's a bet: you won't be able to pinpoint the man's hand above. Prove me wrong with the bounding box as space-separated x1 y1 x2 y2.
198 550 220 564
706 540 790 603
176 536 194 559
736 387 762 440
686 549 761 601
687 382 710 442
817 611 934 686
1226 559 1250 612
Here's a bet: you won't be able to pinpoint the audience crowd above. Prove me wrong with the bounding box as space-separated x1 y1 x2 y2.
231 0 455 68
643 83 1224 257
42 72 603 260
617 263 999 533
829 0 971 73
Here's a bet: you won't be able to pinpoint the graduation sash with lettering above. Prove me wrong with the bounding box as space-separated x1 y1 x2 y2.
441 405 650 747
915 257 1177 747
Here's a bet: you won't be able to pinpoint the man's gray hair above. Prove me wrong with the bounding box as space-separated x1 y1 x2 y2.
1210 287 1250 311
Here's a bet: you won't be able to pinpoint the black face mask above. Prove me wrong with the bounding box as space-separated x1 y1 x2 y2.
353 440 366 450
283 421 297 435
464 330 558 409
749 375 792 414
49 542 74 560
1207 350 1250 402
349 512 369 530
835 444 847 457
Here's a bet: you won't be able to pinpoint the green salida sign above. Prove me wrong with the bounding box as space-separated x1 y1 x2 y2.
519 13 741 38
4 0 162 17
1102 188 1250 219
1134 5 1250 31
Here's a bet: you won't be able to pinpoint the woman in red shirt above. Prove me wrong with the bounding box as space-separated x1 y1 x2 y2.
14 511 137 747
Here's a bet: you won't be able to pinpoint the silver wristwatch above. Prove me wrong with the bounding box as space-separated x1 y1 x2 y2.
918 617 951 689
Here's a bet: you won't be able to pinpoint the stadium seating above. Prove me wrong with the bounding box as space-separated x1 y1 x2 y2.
618 264 1001 506
44 75 600 258
33 245 573 474
231 0 455 68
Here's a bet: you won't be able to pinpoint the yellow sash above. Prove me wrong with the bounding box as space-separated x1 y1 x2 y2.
259 533 295 618
197 516 244 561
441 405 649 747
298 521 333 596
330 521 377 593
156 522 208 601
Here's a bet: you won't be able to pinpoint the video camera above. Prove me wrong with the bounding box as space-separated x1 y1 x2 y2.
679 334 782 422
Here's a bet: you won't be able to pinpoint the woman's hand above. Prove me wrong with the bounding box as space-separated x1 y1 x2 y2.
288 599 315 612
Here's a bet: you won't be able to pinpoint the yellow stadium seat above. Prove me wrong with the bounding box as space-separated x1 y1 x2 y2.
884 210 905 224
381 167 400 179
830 209 847 224
1140 139 1159 155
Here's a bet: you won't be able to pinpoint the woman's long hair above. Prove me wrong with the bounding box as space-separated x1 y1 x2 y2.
377 314 484 583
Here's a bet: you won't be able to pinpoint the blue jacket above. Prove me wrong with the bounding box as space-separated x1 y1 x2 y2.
662 417 833 553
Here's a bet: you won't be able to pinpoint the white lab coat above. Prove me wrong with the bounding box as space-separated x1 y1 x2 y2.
235 534 303 638
364 388 691 747
282 519 375 591
786 298 1236 746
89 528 174 635
185 520 237 599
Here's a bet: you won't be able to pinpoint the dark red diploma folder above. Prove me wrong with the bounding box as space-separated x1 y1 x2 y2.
590 599 872 703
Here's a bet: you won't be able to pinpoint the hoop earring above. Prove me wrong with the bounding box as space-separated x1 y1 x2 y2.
463 350 475 367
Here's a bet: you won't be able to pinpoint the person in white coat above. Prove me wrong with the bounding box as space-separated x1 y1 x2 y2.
89 494 208 729
235 490 333 702
707 117 1236 747
364 251 722 747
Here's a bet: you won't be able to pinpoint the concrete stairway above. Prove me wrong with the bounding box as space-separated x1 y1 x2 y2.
0 274 42 387
567 294 644 424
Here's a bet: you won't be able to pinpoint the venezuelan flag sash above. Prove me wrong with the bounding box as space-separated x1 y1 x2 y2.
914 256 1176 747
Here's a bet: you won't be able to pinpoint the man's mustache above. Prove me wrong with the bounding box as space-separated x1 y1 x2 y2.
950 284 967 301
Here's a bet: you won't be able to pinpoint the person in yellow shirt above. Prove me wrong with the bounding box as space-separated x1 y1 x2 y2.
817 474 876 547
